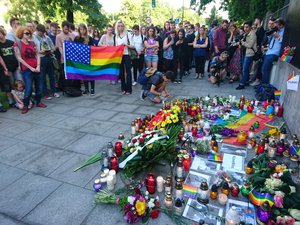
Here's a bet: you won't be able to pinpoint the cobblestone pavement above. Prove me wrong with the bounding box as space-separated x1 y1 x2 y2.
0 70 255 225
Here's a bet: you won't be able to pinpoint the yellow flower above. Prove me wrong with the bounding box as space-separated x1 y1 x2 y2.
166 119 172 124
152 121 157 126
135 200 146 216
161 121 166 127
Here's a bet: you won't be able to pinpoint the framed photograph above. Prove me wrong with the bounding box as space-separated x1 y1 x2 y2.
222 153 245 174
220 143 247 158
183 198 224 225
190 156 221 174
184 170 211 187
226 199 256 225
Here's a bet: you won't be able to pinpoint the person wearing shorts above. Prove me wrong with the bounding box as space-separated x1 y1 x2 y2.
144 26 159 69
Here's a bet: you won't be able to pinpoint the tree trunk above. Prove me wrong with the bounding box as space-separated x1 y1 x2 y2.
66 0 74 23
67 9 74 23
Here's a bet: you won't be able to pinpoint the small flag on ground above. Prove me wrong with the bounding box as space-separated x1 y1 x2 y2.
64 41 124 81
274 90 282 100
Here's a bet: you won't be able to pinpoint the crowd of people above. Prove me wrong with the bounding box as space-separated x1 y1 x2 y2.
0 15 286 113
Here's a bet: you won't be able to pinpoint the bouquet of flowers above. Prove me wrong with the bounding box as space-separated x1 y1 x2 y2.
247 153 300 222
280 46 296 63
95 187 160 224
148 105 181 130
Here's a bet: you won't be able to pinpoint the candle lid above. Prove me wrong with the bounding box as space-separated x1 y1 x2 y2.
175 198 182 207
94 179 100 184
166 192 172 201
247 160 253 167
177 158 183 167
261 201 271 211
200 180 208 190
211 184 218 192
175 181 183 190
222 182 229 189
249 126 255 132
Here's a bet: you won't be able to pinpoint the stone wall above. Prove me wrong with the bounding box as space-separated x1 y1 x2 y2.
270 60 300 134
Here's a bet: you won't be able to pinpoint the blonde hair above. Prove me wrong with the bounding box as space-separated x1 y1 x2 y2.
78 23 90 44
115 20 127 36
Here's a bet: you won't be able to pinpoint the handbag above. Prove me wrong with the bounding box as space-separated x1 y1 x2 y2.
127 34 138 60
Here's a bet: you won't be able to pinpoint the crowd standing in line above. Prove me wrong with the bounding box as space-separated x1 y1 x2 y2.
0 16 286 113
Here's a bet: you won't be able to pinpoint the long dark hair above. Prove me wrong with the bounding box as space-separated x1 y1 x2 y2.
178 29 185 40
167 30 176 43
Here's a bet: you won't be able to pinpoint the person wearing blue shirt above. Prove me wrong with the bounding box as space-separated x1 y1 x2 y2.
261 18 285 84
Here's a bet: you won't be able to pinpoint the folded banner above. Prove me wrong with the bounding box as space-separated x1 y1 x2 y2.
63 41 124 81
249 189 274 207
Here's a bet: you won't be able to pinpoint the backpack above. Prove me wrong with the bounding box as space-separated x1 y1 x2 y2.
63 86 82 97
254 83 277 101
137 67 158 85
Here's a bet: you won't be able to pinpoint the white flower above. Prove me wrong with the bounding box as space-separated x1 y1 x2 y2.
275 191 285 198
148 201 155 209
145 191 149 196
145 196 148 200
127 196 135 205
128 143 133 147
134 142 139 147
290 186 296 194
150 198 155 203
156 196 159 201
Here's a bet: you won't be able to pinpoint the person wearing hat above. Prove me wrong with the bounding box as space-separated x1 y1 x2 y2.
261 18 285 84
34 24 60 99
209 51 229 85
236 21 257 90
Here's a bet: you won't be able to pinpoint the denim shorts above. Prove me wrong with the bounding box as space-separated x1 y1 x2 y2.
144 54 159 63
143 90 157 101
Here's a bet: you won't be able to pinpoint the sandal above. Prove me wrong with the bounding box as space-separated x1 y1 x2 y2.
229 76 237 83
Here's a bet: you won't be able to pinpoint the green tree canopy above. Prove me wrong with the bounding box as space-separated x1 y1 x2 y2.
112 0 204 29
190 0 286 22
3 0 108 30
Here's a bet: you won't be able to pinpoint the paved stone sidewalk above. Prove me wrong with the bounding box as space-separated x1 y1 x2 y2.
0 71 255 225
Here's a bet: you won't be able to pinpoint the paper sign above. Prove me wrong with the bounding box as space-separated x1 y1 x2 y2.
287 74 299 91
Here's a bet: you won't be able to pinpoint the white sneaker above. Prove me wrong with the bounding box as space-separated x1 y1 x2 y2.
250 80 260 86
53 93 60 98
44 96 52 100
132 82 137 86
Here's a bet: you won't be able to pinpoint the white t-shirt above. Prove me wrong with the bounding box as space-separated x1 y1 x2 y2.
115 33 132 55
132 34 144 54
99 34 114 46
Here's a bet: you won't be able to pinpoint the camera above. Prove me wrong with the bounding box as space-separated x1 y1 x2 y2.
266 27 278 36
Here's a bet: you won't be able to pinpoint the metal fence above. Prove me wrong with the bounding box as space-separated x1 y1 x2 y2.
263 0 290 29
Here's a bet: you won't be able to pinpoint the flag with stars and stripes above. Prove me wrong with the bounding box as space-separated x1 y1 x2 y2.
64 41 124 81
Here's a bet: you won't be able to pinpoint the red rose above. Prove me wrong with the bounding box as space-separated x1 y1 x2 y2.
132 139 137 143
151 132 156 135
143 134 148 138
139 138 145 143
151 209 159 219
155 201 160 207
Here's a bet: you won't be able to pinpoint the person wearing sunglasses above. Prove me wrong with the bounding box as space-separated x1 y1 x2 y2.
14 27 47 114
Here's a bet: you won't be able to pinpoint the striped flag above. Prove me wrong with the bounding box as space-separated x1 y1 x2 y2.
64 41 124 81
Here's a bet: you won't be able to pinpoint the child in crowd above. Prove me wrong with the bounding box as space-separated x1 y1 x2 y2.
11 80 32 110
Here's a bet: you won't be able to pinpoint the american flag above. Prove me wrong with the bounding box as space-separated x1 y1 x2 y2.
64 41 91 64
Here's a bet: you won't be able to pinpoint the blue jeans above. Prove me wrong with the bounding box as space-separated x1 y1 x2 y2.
240 56 253 85
22 69 42 107
120 55 132 93
41 57 56 96
262 54 278 84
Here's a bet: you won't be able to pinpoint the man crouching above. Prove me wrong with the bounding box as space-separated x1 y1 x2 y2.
141 71 175 104
209 51 229 85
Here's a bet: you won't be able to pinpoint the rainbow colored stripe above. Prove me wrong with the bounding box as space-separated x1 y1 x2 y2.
207 152 223 162
183 183 198 199
249 189 274 207
274 90 282 100
64 41 124 81
290 145 300 156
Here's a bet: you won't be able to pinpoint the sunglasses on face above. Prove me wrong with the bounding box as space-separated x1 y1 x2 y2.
24 32 31 35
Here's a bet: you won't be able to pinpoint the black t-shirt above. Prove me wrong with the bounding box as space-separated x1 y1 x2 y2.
0 40 19 72
256 27 265 48
173 37 187 59
74 36 94 46
186 32 195 50
142 72 164 91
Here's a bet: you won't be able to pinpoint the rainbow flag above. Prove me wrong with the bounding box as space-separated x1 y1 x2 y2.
274 90 282 100
288 71 295 81
183 183 198 199
207 152 223 162
290 145 300 156
64 41 124 81
249 189 274 207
